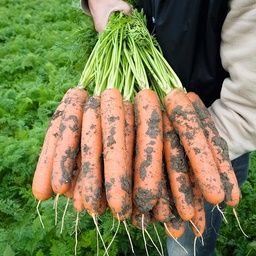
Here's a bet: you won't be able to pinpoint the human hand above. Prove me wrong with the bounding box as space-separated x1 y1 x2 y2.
88 0 133 33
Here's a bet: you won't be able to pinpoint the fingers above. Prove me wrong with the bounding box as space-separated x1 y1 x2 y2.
113 1 133 16
88 0 133 33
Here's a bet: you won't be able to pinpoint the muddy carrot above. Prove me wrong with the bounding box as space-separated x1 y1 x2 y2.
123 101 135 189
186 91 240 207
131 205 151 230
51 87 88 195
64 152 81 199
80 96 105 216
163 111 195 221
60 152 82 234
72 152 84 214
123 101 135 213
101 88 132 221
164 192 186 239
164 88 225 205
188 162 206 238
152 167 173 223
32 88 73 201
133 89 163 213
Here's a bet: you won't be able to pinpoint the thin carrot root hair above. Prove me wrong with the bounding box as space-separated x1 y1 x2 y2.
123 220 134 254
141 214 149 256
60 197 70 234
144 228 163 256
103 214 122 256
153 223 164 256
96 223 99 256
92 213 109 256
111 215 115 231
232 208 249 238
213 204 228 223
194 236 197 256
189 220 204 246
163 223 188 255
36 200 45 229
74 212 79 256
54 193 60 226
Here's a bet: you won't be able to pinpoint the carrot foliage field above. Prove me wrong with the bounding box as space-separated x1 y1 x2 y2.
0 0 255 255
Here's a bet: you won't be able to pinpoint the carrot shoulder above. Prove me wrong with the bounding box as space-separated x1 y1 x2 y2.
164 88 225 205
133 89 163 213
32 88 73 201
186 91 240 207
101 88 132 221
51 87 88 195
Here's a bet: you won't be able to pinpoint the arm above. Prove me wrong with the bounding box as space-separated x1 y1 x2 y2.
208 0 256 160
80 0 132 33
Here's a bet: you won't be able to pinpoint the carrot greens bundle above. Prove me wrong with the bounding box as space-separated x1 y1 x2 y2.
32 8 243 255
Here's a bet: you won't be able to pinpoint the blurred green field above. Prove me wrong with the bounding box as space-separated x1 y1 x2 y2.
0 0 255 255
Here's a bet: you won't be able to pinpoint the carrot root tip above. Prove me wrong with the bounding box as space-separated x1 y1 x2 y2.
163 223 188 254
232 208 249 238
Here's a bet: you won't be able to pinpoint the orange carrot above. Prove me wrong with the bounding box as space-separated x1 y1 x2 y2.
123 101 135 214
101 88 132 221
164 219 186 239
80 96 104 216
131 206 151 230
32 88 73 201
152 167 173 223
164 88 225 205
96 188 108 215
163 111 195 221
164 192 186 239
72 152 84 213
123 101 135 191
189 162 206 237
186 91 240 207
51 87 88 195
64 152 81 199
59 152 82 235
133 89 163 213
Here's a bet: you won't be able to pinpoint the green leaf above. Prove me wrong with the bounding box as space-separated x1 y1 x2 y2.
3 244 15 256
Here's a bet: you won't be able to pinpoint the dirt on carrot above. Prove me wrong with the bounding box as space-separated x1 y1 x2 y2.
133 89 163 213
164 88 225 205
32 88 73 201
51 87 88 195
101 88 132 221
186 91 240 207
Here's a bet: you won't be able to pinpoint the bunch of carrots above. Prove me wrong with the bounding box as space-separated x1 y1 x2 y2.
32 9 242 255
